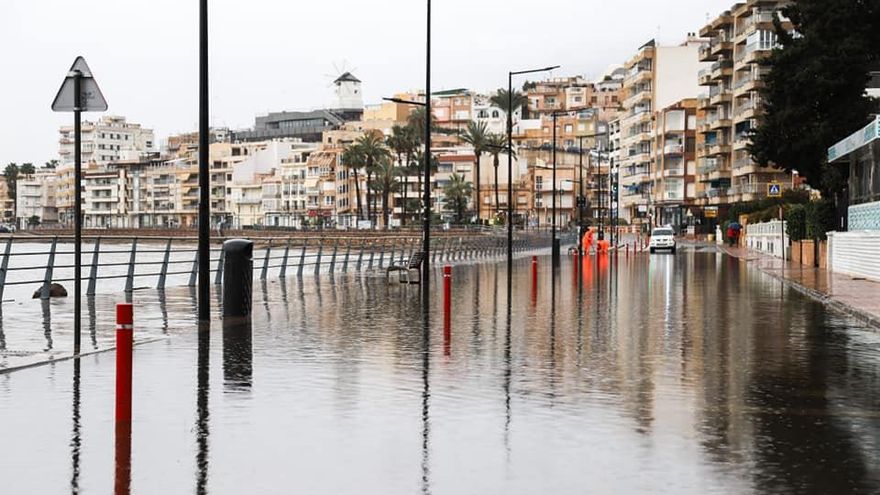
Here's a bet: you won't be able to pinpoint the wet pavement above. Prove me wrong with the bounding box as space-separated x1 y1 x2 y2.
1 246 880 494
723 245 880 328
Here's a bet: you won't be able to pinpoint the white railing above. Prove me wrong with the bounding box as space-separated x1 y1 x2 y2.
746 220 788 258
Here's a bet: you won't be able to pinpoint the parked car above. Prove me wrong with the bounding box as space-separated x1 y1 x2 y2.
0 225 11 233
649 227 676 254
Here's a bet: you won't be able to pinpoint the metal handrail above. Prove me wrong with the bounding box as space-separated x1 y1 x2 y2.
0 233 554 302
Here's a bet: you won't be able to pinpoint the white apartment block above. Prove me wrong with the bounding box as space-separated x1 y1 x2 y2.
59 116 155 167
619 37 706 225
697 1 793 206
16 170 58 229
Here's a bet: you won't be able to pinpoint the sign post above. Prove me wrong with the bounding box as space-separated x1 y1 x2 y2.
768 182 782 198
52 57 108 355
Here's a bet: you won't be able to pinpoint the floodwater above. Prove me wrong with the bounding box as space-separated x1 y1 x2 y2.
1 247 879 494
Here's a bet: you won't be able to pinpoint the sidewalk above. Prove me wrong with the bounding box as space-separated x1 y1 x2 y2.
721 245 880 329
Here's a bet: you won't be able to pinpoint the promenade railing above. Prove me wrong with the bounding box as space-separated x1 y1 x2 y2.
0 232 561 303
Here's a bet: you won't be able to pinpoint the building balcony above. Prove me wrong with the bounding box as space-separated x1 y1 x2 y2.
698 69 713 86
709 116 733 131
709 88 733 106
707 143 731 156
663 144 684 156
662 168 685 178
712 40 734 57
624 151 651 165
697 95 712 111
711 60 734 81
734 100 759 121
700 12 733 38
698 158 722 176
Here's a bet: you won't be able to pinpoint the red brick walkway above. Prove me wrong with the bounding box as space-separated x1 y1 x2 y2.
721 245 880 328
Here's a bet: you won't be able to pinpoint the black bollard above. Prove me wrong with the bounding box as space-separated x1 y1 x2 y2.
222 239 253 318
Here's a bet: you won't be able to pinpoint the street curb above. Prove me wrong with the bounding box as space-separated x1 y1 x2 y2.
0 336 167 375
719 245 880 330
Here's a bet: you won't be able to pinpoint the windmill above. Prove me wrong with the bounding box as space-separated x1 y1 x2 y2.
324 61 363 111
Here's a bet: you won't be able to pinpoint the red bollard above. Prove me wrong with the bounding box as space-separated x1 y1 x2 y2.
443 266 452 356
116 303 134 423
531 256 538 306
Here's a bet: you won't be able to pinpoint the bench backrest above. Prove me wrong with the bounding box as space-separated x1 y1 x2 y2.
408 251 425 269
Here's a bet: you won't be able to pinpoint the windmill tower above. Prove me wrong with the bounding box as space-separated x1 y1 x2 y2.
333 71 363 111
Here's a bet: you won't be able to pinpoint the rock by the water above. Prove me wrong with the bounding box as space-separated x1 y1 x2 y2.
32 283 68 299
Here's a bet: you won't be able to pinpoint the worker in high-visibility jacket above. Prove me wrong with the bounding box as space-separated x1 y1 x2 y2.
582 227 594 255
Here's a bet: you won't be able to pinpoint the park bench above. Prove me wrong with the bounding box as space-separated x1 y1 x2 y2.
386 251 425 284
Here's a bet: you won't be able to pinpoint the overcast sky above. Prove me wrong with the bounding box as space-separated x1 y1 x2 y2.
1 0 735 166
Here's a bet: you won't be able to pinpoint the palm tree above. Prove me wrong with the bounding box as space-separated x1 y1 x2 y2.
44 159 59 169
459 121 488 221
406 107 436 142
490 88 527 121
3 163 19 221
341 145 366 221
486 133 516 217
412 150 439 216
444 173 473 224
369 157 400 229
355 131 390 225
386 125 414 226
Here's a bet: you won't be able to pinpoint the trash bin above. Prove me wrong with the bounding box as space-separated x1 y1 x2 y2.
222 239 253 318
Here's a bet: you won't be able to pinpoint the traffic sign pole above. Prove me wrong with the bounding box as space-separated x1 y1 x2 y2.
51 56 108 356
73 71 82 355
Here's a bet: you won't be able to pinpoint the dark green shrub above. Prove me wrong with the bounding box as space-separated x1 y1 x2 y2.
805 199 835 240
785 204 807 241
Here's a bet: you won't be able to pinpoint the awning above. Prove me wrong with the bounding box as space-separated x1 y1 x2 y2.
828 116 880 163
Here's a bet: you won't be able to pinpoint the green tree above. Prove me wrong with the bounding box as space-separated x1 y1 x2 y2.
369 157 401 229
459 121 488 220
386 125 417 226
444 173 473 223
486 133 516 217
341 145 366 221
406 107 439 144
355 131 390 224
44 160 59 169
490 88 527 121
20 163 35 175
412 150 439 215
749 0 880 194
3 163 19 220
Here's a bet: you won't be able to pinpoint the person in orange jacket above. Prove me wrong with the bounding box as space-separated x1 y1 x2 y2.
582 227 594 255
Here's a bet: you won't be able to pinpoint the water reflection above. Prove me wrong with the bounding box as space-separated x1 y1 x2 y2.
42 298 52 351
4 251 880 493
87 297 97 350
222 318 253 391
195 322 210 495
114 422 131 495
420 309 431 495
69 358 81 494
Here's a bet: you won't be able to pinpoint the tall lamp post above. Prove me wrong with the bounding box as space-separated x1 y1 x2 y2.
198 0 210 322
384 94 431 307
506 65 559 275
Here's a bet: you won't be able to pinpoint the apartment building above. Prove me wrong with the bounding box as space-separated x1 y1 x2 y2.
697 1 793 207
619 37 705 225
58 116 155 167
650 100 701 229
0 177 15 223
15 170 58 228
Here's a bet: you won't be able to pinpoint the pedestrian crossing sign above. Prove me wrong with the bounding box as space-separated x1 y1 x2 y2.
768 182 782 198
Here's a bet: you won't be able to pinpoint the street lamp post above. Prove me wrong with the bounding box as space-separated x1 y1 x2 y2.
383 93 431 308
551 111 560 266
198 0 210 323
506 65 559 275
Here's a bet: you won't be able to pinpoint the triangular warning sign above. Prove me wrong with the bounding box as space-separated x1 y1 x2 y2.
51 56 108 112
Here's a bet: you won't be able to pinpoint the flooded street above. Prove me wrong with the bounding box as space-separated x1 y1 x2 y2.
1 247 879 494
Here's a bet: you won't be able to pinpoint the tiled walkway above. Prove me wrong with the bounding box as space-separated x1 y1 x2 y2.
722 245 880 328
